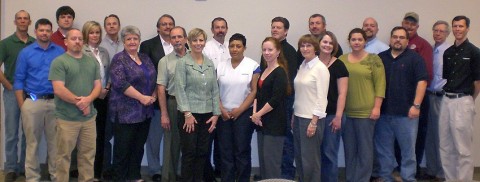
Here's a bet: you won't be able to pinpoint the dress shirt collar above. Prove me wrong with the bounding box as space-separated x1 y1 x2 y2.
303 56 320 69
212 38 227 48
159 35 171 46
32 41 58 50
105 36 120 45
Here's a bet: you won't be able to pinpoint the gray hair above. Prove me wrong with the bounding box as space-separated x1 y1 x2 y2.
432 20 450 34
121 25 141 42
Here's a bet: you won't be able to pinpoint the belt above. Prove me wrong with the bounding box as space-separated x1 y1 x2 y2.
26 93 55 100
444 92 469 99
427 90 444 97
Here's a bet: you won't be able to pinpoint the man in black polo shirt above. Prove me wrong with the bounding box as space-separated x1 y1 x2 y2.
439 15 480 181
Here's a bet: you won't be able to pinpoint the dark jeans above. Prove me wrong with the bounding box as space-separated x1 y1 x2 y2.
93 98 108 178
217 108 254 182
112 118 151 181
281 95 295 179
179 112 213 182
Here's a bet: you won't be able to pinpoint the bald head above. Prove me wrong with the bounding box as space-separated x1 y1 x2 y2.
14 10 32 33
362 17 379 40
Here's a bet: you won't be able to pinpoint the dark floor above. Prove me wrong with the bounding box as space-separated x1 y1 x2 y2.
2 167 480 181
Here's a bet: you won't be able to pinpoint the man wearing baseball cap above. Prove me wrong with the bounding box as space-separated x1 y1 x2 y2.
401 11 434 180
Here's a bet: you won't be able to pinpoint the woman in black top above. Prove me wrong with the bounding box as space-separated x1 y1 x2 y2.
318 31 349 182
251 37 289 179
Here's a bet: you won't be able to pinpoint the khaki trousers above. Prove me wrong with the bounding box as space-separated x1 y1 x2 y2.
56 116 96 182
22 99 57 182
439 96 475 181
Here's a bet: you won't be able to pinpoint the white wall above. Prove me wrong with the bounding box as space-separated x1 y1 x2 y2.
1 0 480 167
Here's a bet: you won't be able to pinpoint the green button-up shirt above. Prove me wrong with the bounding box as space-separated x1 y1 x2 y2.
174 52 220 115
0 33 35 84
157 50 189 96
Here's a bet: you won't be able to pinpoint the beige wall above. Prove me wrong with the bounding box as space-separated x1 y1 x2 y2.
1 0 479 166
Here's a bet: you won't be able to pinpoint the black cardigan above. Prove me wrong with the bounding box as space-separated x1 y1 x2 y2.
256 67 288 136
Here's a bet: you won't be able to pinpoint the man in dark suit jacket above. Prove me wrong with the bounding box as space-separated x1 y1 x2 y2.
139 14 175 182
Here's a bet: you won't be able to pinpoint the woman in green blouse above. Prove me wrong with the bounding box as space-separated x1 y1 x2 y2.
174 28 221 182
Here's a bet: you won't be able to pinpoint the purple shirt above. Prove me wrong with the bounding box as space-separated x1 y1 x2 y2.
109 50 157 124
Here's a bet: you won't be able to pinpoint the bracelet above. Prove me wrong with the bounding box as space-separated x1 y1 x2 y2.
309 122 317 128
184 112 193 118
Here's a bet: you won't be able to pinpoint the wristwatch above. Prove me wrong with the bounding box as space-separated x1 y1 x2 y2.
413 104 421 109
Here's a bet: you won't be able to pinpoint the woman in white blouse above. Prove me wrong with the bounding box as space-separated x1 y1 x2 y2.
217 33 260 182
81 20 110 181
293 34 330 182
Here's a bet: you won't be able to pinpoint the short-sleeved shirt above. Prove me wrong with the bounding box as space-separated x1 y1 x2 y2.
326 59 349 115
0 33 35 84
203 39 230 68
339 53 386 118
157 51 189 96
409 34 433 84
49 53 100 121
379 48 428 116
217 56 260 111
13 42 64 94
442 39 480 95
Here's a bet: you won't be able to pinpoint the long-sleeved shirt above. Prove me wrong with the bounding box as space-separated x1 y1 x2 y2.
109 50 157 124
429 41 451 91
14 41 64 94
174 53 220 115
409 34 433 84
294 56 329 119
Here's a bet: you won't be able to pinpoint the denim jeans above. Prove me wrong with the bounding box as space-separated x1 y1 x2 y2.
146 109 164 175
321 115 345 182
375 115 418 182
217 107 254 182
281 94 295 179
3 89 26 172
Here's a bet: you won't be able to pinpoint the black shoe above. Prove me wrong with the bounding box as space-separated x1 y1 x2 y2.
70 169 79 178
214 169 221 178
253 174 262 181
4 172 17 182
102 169 113 180
152 174 162 182
415 171 435 180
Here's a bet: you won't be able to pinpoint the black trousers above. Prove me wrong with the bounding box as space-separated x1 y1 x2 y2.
112 118 151 181
178 112 213 182
93 98 108 178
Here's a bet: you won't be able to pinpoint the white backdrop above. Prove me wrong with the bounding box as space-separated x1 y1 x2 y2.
1 0 480 168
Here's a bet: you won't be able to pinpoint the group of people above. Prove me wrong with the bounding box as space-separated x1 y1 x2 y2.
0 5 479 182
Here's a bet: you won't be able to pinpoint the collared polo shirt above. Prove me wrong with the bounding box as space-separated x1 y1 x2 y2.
379 48 428 116
0 33 35 84
442 39 480 95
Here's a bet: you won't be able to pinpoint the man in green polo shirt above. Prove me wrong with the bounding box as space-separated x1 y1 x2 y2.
0 10 36 182
49 28 101 182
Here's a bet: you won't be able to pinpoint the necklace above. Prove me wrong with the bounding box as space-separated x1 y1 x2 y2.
129 54 137 61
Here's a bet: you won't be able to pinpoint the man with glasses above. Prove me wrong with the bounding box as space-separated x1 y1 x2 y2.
139 14 175 182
